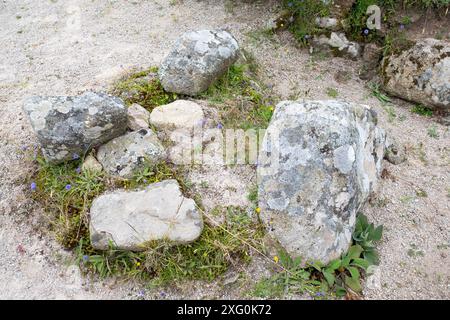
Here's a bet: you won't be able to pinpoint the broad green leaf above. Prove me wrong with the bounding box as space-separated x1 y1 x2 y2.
347 245 364 260
364 250 380 265
344 275 362 292
327 259 341 270
346 266 360 280
322 269 336 287
351 258 370 270
335 286 347 297
372 225 383 241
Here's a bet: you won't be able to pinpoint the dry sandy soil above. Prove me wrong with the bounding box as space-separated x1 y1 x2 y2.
0 0 448 299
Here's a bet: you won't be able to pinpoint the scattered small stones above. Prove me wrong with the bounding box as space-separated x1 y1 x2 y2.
150 100 204 132
382 38 450 111
81 154 103 173
89 179 203 251
127 103 150 131
258 100 385 264
96 129 165 178
22 92 127 163
315 17 339 30
158 29 239 95
312 32 361 59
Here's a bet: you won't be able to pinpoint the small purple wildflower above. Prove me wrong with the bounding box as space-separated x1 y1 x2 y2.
65 184 72 191
72 153 80 160
217 123 223 129
82 255 89 263
75 166 81 174
30 182 37 191
143 179 148 183
363 28 370 36
21 145 28 151
316 292 325 297
399 24 405 30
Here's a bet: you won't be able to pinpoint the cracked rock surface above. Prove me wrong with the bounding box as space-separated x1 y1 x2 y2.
258 100 386 264
158 29 239 95
89 179 203 251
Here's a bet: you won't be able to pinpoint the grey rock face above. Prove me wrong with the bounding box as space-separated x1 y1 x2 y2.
89 179 203 251
382 38 450 111
97 129 165 179
23 92 127 163
127 103 150 131
258 100 385 264
158 29 239 95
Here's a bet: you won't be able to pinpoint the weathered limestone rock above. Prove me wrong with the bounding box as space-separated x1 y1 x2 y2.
89 179 203 250
150 100 204 131
258 100 385 264
158 29 239 95
81 154 103 173
23 92 127 163
382 38 450 111
97 129 165 178
127 103 150 131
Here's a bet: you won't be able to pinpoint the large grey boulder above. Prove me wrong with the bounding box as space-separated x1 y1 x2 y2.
23 92 127 163
382 38 450 111
89 179 203 251
97 129 165 179
258 100 385 264
158 29 239 95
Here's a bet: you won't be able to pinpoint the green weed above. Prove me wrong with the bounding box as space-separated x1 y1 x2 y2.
253 213 383 298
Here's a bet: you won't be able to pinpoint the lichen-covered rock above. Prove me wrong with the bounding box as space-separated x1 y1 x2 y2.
97 129 165 178
127 103 150 131
158 29 239 95
258 100 385 264
382 38 450 111
89 179 203 251
23 92 127 163
150 100 204 131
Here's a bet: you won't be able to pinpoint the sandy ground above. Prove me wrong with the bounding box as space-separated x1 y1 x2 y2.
0 0 448 299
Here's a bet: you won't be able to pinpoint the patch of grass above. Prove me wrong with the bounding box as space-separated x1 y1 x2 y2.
32 153 264 283
282 0 330 44
253 213 383 299
326 87 339 98
111 66 177 112
200 62 275 130
368 82 392 104
78 206 265 283
411 104 433 117
31 155 180 249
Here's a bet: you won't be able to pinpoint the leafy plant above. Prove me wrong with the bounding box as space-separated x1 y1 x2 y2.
353 213 383 265
411 104 433 117
254 213 383 298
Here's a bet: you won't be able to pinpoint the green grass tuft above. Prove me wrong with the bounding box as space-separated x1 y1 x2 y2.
111 67 177 112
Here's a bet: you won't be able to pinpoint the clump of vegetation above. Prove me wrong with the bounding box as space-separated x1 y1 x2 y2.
31 156 179 248
200 57 275 130
326 87 339 98
253 213 383 299
411 104 433 117
76 206 264 283
30 152 265 283
111 66 177 112
282 0 330 44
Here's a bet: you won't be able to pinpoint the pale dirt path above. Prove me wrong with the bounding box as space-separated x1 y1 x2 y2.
0 0 448 299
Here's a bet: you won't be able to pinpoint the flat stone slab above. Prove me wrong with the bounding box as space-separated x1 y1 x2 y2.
89 179 203 251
